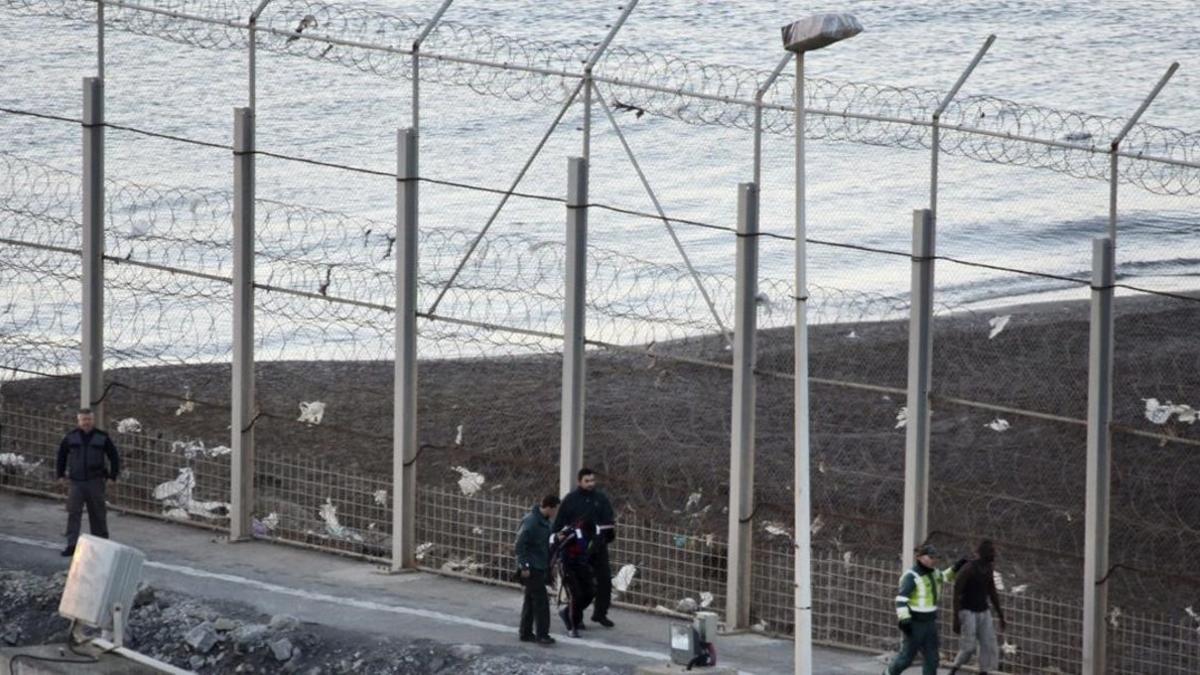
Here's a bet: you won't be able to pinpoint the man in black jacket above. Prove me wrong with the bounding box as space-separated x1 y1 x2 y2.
515 494 560 645
553 467 617 628
55 408 120 557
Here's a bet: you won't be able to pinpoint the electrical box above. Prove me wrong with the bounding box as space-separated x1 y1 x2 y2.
58 535 146 630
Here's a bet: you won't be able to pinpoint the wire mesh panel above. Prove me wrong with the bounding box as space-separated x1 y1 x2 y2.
0 406 229 529
1106 289 1200 674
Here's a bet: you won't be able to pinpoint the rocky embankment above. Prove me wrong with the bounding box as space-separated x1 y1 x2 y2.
0 567 626 674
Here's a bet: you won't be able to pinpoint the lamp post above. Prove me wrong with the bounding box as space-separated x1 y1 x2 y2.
781 14 862 674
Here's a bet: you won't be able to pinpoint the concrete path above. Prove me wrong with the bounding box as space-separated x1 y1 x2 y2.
0 491 908 675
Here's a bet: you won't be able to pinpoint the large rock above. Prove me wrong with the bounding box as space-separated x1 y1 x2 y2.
269 614 300 632
185 622 218 654
132 583 156 609
232 623 269 647
270 637 294 662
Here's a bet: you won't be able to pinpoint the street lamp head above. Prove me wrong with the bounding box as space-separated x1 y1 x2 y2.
781 14 862 53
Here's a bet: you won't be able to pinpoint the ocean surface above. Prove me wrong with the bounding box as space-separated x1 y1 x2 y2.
1 0 1198 355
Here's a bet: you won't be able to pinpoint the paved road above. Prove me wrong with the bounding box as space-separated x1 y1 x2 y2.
0 490 904 675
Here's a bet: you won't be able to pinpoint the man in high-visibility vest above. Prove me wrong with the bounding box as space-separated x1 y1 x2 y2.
884 543 968 675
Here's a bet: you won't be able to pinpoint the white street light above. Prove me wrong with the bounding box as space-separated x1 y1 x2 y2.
781 13 861 675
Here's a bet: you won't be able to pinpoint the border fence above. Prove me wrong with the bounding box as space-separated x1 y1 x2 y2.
2 1 1199 673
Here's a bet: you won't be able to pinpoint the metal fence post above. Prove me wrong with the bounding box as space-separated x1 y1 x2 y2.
1083 236 1115 674
902 209 935 568
392 128 419 571
793 51 814 669
726 181 758 629
560 157 588 496
230 107 256 541
81 77 105 427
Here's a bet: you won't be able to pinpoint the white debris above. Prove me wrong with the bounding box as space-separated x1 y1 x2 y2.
653 605 674 615
261 512 279 531
297 401 326 425
699 591 714 608
751 621 768 633
1109 606 1121 628
842 551 853 567
164 508 190 521
318 498 362 542
175 388 194 416
116 418 142 434
1001 641 1017 656
988 315 1011 340
154 467 195 502
763 522 791 538
612 564 637 595
703 534 715 548
993 570 1005 591
1144 398 1173 425
1185 606 1199 626
895 407 908 429
187 499 228 518
846 330 858 339
153 467 231 520
471 526 483 535
1143 398 1197 425
441 556 483 575
1011 584 1028 594
985 418 1011 432
454 424 464 446
0 453 42 474
171 440 229 460
415 542 434 560
1174 404 1198 424
811 514 825 536
685 491 702 511
452 466 485 496
677 597 698 613
373 489 387 506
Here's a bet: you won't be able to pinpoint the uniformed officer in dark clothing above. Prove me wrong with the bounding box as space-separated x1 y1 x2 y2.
515 494 560 645
55 408 120 557
553 467 617 628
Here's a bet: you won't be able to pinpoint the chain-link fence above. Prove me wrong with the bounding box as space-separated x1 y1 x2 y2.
3 1 1200 673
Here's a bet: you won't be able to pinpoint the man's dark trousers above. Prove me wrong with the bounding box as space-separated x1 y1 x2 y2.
887 615 939 675
562 563 595 628
66 477 109 548
519 570 551 639
590 543 612 620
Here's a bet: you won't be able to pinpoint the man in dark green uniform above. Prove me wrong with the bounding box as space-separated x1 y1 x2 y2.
515 494 560 645
885 543 967 675
55 408 120 557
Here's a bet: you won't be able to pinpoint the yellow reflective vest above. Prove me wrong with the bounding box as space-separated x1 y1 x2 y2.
894 562 959 621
